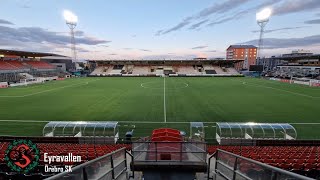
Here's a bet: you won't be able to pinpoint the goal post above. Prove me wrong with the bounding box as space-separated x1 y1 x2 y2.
290 77 314 87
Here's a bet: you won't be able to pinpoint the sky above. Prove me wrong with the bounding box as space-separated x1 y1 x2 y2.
0 0 320 60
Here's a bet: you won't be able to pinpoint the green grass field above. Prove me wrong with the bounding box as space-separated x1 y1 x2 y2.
0 77 319 139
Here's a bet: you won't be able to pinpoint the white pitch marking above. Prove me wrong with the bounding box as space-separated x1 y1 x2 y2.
163 76 167 123
241 81 320 99
0 79 99 98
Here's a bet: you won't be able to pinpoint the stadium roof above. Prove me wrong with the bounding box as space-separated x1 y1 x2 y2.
43 121 118 137
265 54 320 61
88 59 243 63
279 54 320 60
0 49 67 58
40 56 72 60
216 122 297 140
227 45 257 49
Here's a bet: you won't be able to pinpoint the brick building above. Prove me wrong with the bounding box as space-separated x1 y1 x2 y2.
226 45 257 70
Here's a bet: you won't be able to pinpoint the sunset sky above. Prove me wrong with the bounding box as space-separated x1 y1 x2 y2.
0 0 320 60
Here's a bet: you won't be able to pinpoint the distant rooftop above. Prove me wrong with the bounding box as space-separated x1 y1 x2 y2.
227 45 257 49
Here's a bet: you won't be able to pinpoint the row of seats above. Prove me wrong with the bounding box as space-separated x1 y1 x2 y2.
208 145 320 178
0 60 56 71
91 65 240 75
0 61 18 70
269 67 320 79
24 61 56 69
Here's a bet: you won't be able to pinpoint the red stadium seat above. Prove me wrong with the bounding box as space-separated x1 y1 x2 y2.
25 61 56 69
207 145 320 174
304 163 317 171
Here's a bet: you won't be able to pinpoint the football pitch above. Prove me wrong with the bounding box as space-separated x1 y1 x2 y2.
0 77 319 140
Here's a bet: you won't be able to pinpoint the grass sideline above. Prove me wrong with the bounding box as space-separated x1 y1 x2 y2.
0 77 319 139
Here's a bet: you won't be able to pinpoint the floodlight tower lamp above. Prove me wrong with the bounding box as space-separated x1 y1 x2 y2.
256 8 272 61
63 10 78 64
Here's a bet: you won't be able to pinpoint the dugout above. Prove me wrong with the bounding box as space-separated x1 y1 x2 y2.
43 121 119 139
216 122 297 144
190 122 205 140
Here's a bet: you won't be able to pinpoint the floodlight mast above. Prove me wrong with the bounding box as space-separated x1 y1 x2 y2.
66 22 77 64
256 8 271 64
64 10 78 66
257 20 268 60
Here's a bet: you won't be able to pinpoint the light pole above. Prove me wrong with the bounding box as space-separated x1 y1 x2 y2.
256 8 272 68
63 10 78 69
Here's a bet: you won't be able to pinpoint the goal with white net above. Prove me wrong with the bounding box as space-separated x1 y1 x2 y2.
290 77 320 87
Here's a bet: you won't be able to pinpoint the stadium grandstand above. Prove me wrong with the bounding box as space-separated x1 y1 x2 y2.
0 49 71 86
259 50 320 80
87 59 243 77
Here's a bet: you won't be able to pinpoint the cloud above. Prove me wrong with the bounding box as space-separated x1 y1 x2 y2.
273 0 320 16
157 0 319 34
304 19 320 24
0 25 110 49
157 0 252 35
189 19 209 30
203 50 217 52
155 30 163 36
206 0 283 27
123 48 132 50
109 53 117 56
77 47 91 53
240 34 320 49
158 17 192 35
191 45 208 49
139 49 152 52
194 0 252 19
251 26 309 33
99 45 109 47
74 30 85 37
207 10 249 26
0 19 14 25
159 0 320 33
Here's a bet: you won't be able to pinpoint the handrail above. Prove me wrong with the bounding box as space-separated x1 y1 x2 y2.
216 149 314 180
126 150 134 179
207 151 217 180
45 147 126 180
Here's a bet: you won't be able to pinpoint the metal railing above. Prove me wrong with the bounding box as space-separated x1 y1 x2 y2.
209 149 314 180
132 141 207 163
45 147 127 180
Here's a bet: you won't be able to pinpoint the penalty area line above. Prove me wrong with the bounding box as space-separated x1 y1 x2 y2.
0 79 100 98
241 81 320 99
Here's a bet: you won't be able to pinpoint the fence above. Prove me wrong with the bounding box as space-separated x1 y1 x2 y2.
45 147 127 180
209 149 314 180
132 141 207 163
